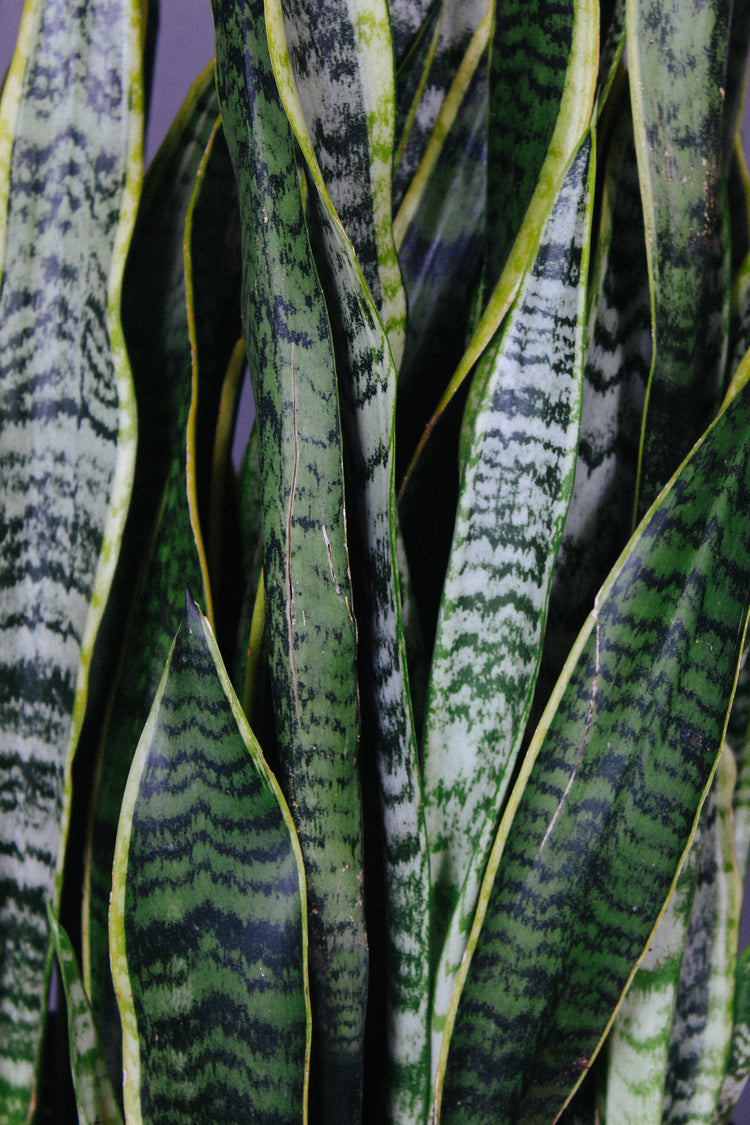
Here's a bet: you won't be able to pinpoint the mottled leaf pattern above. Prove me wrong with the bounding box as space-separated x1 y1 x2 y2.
604 836 701 1125
47 905 123 1125
279 0 406 361
423 134 594 1094
661 745 741 1124
0 0 142 1115
438 364 750 1125
83 92 240 1089
211 0 367 1115
535 97 649 705
265 3 432 1116
627 0 731 515
110 595 309 1124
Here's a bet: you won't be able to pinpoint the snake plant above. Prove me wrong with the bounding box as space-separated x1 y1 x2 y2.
2 0 750 1122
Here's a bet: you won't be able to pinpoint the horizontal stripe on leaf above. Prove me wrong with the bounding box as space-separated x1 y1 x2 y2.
0 0 142 1115
266 4 433 1110
439 352 750 1125
110 595 309 1125
83 94 241 1091
212 0 368 1114
424 134 594 1098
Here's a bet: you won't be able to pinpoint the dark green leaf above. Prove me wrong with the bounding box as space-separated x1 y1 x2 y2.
83 91 241 1088
110 594 309 1124
423 133 594 1086
212 1 368 1114
439 360 750 1125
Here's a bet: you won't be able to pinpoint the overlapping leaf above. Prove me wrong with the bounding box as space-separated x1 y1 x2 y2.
0 0 142 1115
437 346 750 1125
211 1 368 1114
279 0 406 361
265 1 433 1116
82 80 241 1087
110 594 309 1124
47 906 123 1125
422 133 594 1093
535 96 649 705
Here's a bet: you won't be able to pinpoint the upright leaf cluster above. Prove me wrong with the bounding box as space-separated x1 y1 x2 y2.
2 0 750 1123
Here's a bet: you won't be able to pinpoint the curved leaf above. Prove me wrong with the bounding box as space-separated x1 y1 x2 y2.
0 0 142 1114
47 905 123 1125
110 594 309 1124
423 132 594 1093
82 92 241 1087
438 345 750 1125
264 2 433 1116
400 0 597 495
278 0 406 361
211 1 368 1114
661 744 741 1124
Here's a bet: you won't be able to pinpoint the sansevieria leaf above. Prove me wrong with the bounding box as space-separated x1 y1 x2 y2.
110 593 309 1124
627 0 731 515
83 79 241 1087
47 904 123 1125
212 0 367 1114
278 0 406 362
0 0 142 1116
265 2 432 1116
437 339 750 1125
424 131 594 1091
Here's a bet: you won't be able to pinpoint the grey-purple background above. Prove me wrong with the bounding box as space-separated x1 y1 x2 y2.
2 2 750 1121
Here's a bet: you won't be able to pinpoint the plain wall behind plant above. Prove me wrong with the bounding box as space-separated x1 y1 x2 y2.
1 3 750 1123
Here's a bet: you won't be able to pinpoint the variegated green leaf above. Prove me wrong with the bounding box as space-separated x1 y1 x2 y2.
394 30 487 478
265 3 432 1117
110 593 309 1124
278 0 406 362
83 90 241 1088
211 1 368 1114
389 0 436 68
661 744 741 1124
47 904 123 1125
604 833 700 1125
392 0 488 208
399 0 597 494
627 0 732 516
0 0 142 1115
483 0 578 295
712 942 750 1122
423 132 594 1093
536 96 649 704
437 349 750 1125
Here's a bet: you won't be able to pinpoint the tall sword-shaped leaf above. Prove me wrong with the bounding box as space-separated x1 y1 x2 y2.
437 355 750 1125
627 0 731 516
604 828 701 1125
83 90 241 1088
392 0 489 208
47 906 123 1125
660 744 742 1124
211 1 367 1115
278 0 406 363
535 96 649 705
423 133 594 1093
0 0 142 1116
265 3 432 1118
110 594 310 1124
399 0 597 496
